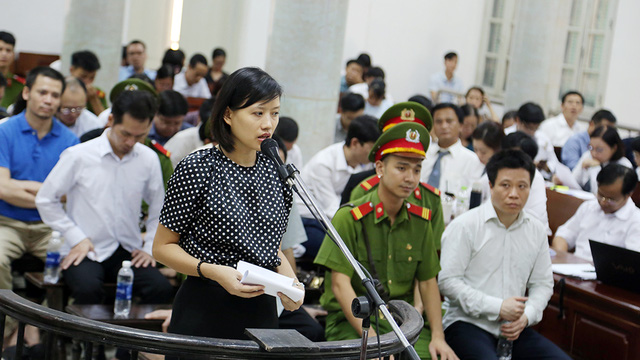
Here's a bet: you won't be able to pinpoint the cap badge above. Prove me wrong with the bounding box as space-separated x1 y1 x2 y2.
406 129 420 143
400 108 415 121
125 84 139 91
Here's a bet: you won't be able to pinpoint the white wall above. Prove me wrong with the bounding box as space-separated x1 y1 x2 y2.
1 0 69 55
603 0 639 130
342 0 487 103
126 0 173 70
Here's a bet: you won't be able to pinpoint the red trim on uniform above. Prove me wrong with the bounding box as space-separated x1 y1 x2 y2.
151 139 171 157
413 187 422 200
407 203 431 220
421 182 441 196
375 202 384 219
350 202 373 221
360 176 380 191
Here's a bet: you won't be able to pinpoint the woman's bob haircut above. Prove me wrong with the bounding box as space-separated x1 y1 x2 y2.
211 67 283 152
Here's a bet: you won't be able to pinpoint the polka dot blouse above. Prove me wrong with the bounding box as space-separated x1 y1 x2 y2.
160 146 292 269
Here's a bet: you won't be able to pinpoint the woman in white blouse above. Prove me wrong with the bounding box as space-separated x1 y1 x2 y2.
573 126 632 194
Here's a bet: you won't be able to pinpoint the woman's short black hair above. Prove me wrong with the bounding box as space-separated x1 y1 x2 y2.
407 94 433 112
465 86 485 97
597 164 638 195
211 67 282 152
212 48 226 59
460 104 480 122
472 121 504 152
502 110 517 124
502 131 539 160
368 78 385 99
156 64 175 80
590 125 624 162
274 116 299 143
486 149 535 187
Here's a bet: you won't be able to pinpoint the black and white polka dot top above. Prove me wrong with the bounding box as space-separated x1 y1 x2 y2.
159 146 292 269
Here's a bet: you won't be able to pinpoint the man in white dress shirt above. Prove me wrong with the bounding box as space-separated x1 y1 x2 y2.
439 150 570 359
552 164 640 262
421 103 484 192
505 102 565 181
296 115 380 258
36 90 173 305
172 53 211 99
56 77 102 138
274 116 304 169
539 91 586 147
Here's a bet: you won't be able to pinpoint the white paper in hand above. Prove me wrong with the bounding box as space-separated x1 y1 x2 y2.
237 261 304 302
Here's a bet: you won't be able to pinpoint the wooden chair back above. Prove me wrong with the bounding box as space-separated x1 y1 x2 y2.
546 188 585 239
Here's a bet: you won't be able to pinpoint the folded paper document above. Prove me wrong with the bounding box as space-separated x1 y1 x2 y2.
237 261 304 302
552 263 597 280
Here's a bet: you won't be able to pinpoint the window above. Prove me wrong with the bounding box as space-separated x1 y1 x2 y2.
560 0 618 108
476 0 518 100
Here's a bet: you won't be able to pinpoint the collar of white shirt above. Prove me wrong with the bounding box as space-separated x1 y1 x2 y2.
99 128 140 161
480 201 528 229
611 198 639 221
433 139 465 158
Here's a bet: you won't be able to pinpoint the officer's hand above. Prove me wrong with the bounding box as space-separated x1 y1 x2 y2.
61 238 94 270
499 296 527 322
85 84 99 101
131 249 156 268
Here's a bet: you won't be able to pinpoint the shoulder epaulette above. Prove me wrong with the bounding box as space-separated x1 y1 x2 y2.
151 139 171 158
420 182 441 197
350 201 374 221
97 89 106 99
359 176 380 191
406 203 431 221
12 74 25 85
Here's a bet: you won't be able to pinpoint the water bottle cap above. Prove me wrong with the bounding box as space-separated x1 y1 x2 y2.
51 231 61 238
122 260 132 268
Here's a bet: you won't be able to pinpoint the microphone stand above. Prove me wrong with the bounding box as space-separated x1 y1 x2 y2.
276 162 420 360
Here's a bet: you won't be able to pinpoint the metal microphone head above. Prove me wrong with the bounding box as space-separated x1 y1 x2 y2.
260 138 284 167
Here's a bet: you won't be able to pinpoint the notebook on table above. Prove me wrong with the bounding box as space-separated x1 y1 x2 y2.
589 240 640 293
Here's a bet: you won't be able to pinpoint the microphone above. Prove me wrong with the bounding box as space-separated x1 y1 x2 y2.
260 138 284 167
261 138 293 182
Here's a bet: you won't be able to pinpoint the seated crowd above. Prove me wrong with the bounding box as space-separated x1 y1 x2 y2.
1 27 639 360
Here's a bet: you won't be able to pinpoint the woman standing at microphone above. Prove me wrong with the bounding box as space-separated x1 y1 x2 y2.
153 67 303 342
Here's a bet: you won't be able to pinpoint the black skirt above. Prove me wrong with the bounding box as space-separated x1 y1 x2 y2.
168 276 278 340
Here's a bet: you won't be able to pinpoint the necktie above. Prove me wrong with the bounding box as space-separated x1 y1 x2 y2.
427 150 449 188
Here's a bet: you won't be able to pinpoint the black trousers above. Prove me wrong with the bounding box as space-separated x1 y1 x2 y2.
445 321 571 360
62 245 173 305
279 307 325 342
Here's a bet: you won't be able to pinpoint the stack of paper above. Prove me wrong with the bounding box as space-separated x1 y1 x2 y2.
237 261 304 302
552 263 597 280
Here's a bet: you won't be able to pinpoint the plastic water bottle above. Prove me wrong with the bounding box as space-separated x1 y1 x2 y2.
43 231 62 284
496 335 513 360
114 261 134 318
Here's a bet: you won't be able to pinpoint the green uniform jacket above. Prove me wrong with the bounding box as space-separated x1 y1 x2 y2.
144 137 173 189
1 72 25 109
350 175 445 249
86 86 108 115
314 189 440 358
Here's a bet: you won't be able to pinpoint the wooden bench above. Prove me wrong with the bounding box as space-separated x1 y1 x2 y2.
546 188 585 240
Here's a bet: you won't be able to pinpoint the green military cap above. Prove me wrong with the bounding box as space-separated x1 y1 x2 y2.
377 101 433 133
109 78 158 103
369 122 430 162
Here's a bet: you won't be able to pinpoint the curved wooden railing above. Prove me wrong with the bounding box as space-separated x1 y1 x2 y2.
0 290 423 359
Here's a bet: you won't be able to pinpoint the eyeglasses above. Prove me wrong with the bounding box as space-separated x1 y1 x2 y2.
596 193 623 206
59 106 85 116
588 145 606 154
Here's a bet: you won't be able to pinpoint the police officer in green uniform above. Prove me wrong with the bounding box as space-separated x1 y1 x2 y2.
349 102 445 249
315 122 458 360
69 50 108 115
0 31 25 109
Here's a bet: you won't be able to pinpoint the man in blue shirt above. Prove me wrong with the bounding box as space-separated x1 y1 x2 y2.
561 109 617 170
118 40 157 81
0 67 79 291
